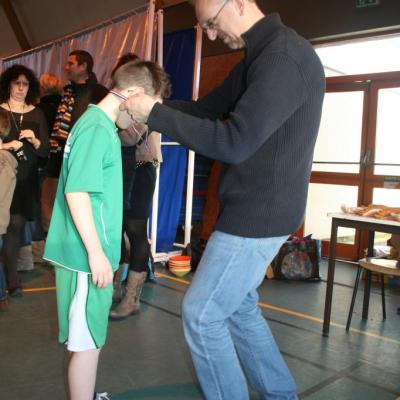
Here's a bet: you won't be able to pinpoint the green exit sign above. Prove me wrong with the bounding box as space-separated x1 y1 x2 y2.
356 0 380 7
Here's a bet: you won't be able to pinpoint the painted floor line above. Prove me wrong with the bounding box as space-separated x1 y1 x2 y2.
20 273 400 345
22 286 56 293
155 272 190 285
156 272 400 345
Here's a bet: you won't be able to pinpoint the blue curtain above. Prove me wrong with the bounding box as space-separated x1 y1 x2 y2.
153 28 195 252
179 154 213 225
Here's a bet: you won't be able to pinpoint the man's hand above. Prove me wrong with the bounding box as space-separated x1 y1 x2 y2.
88 251 114 288
118 123 147 146
116 110 133 130
120 93 161 124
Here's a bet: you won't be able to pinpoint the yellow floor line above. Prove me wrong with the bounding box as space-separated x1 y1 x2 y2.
22 287 56 293
20 273 400 345
156 272 400 345
258 301 325 324
156 272 191 284
258 301 400 345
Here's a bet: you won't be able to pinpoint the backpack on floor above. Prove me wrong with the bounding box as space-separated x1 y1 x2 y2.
272 236 321 281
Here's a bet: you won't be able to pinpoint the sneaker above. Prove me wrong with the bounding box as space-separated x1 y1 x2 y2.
94 392 110 400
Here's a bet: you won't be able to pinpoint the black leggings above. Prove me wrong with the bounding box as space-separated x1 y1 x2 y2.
3 214 26 289
122 163 157 273
123 218 149 273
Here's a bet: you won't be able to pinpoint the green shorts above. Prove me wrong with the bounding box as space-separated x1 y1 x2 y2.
55 266 113 351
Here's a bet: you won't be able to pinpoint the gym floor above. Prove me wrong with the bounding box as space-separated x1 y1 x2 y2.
0 259 399 400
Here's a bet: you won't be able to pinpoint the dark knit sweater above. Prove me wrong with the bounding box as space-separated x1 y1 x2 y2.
148 14 325 238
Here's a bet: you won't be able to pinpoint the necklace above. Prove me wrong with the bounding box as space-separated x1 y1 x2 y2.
7 100 25 132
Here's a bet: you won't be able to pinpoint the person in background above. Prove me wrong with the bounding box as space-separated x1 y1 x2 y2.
121 0 325 398
109 55 171 319
0 64 49 298
37 73 62 134
20 73 62 260
41 50 107 233
0 110 18 311
43 59 169 400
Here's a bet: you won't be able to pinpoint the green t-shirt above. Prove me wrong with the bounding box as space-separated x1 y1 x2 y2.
44 105 122 273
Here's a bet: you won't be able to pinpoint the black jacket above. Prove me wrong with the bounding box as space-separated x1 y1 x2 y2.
37 94 62 135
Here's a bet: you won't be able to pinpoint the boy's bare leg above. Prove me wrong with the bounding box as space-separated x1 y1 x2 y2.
68 348 101 400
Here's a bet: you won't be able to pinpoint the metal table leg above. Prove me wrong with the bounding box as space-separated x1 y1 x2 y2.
362 231 375 320
323 218 338 336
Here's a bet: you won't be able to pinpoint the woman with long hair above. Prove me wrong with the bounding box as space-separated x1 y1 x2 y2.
0 64 49 296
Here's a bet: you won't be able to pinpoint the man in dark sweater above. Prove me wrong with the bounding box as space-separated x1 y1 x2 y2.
41 50 107 232
122 0 325 398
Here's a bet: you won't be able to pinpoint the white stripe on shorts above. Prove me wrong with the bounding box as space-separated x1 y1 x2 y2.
67 272 96 352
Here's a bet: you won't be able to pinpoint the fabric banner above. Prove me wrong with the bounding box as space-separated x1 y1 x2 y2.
154 28 195 252
0 6 149 87
1 12 195 255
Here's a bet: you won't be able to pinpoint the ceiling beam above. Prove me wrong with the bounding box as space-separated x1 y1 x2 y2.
157 0 188 10
0 0 30 50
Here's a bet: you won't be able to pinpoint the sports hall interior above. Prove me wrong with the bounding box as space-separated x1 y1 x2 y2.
0 0 399 399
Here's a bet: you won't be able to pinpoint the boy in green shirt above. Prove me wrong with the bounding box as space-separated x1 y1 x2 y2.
44 60 170 400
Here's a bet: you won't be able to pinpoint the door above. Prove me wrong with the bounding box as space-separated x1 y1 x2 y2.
361 78 400 254
303 72 400 260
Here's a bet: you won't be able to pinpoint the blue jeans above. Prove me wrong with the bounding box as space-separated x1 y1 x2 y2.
182 231 297 400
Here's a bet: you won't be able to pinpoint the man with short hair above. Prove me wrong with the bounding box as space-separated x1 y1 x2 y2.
122 0 325 399
65 50 94 84
41 50 107 232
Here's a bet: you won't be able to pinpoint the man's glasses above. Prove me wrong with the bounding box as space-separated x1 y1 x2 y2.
200 0 229 32
110 90 128 102
12 80 29 88
109 89 136 102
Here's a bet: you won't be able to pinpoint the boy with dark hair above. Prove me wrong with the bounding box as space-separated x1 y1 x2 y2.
44 59 169 400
